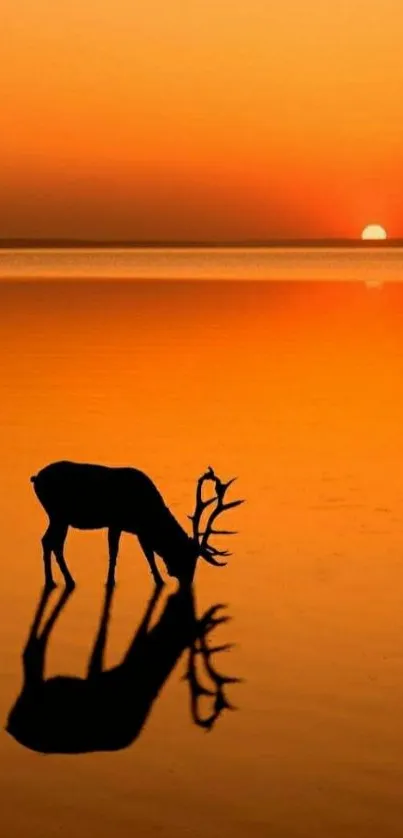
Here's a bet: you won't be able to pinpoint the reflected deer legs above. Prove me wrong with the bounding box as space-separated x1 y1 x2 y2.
22 586 74 685
87 584 115 677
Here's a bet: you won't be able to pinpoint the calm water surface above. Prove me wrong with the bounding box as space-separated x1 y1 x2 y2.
1 252 403 837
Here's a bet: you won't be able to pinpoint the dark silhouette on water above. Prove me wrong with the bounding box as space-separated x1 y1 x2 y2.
6 583 239 754
31 462 243 588
31 462 242 588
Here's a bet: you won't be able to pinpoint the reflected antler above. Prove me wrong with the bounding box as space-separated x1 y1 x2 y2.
189 467 244 567
184 604 240 731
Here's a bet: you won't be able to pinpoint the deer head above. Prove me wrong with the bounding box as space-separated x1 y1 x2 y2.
189 466 244 568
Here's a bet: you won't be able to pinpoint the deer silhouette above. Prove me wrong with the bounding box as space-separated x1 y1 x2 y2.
31 463 243 589
6 583 239 754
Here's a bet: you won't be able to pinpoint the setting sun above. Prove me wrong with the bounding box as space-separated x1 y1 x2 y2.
361 224 388 241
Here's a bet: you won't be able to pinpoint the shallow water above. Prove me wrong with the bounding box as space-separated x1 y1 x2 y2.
2 273 403 836
1 245 403 282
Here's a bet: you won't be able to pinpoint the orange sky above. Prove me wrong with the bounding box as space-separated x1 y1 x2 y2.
2 1 403 240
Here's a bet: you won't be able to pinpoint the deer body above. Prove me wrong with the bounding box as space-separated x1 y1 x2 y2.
32 461 242 589
32 461 198 588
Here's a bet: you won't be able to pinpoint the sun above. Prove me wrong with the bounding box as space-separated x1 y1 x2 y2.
361 224 387 241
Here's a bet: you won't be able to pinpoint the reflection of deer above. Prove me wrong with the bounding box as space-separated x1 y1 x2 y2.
6 583 239 754
31 463 243 589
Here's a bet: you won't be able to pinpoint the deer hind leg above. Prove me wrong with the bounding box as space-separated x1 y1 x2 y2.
42 520 74 589
137 534 163 587
41 524 57 589
107 527 121 588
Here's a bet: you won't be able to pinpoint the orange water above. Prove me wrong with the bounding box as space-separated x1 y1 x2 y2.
1 279 403 837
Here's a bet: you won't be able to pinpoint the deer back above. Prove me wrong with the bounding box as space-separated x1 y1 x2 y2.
32 461 171 531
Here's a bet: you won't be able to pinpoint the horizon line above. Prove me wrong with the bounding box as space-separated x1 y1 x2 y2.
1 237 403 250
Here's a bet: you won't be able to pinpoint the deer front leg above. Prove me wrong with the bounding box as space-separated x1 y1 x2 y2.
107 527 121 587
137 534 163 587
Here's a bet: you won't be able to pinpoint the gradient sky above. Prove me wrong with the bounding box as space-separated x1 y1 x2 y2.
2 1 403 240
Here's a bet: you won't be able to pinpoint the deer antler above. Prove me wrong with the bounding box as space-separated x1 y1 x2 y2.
184 604 240 730
189 467 244 567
